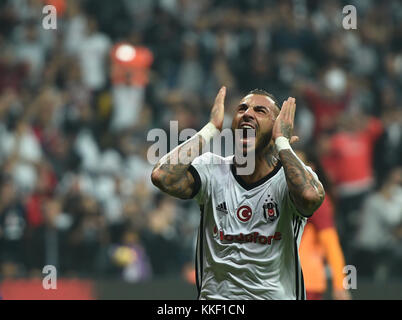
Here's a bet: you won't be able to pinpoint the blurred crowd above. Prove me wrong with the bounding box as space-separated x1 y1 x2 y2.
0 0 401 284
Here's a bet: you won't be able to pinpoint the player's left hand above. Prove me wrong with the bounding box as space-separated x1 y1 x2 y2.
272 97 299 144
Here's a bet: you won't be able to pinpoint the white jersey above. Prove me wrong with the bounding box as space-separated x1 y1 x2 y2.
189 152 316 300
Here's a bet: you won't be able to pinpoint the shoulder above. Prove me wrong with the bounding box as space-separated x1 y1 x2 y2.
190 152 232 184
192 152 231 167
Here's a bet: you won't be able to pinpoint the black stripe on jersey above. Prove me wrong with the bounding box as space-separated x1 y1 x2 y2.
195 205 205 299
300 268 306 300
195 232 200 297
294 218 307 300
294 218 304 300
295 217 302 240
294 241 299 300
294 219 300 300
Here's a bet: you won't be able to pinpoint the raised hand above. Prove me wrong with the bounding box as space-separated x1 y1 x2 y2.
274 97 324 216
273 97 299 144
210 86 226 131
151 86 226 200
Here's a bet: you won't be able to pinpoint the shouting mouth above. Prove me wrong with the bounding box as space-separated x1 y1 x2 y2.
238 123 256 147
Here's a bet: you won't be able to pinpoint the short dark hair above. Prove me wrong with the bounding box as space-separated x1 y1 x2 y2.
247 89 280 110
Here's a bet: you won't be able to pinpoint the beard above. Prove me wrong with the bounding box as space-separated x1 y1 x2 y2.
255 130 273 155
232 128 277 165
256 131 278 167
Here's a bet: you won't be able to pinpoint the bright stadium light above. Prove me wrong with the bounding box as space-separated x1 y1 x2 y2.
115 44 136 62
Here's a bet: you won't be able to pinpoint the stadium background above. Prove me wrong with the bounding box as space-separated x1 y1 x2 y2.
0 0 401 299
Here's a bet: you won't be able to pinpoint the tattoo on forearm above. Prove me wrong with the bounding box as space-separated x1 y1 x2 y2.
153 135 205 198
279 150 325 214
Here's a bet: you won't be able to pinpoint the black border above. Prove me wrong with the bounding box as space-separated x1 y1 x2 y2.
0 299 394 319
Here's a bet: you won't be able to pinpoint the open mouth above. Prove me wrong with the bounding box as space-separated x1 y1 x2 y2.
238 123 256 147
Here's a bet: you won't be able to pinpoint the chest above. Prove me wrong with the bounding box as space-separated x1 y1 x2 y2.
210 178 282 233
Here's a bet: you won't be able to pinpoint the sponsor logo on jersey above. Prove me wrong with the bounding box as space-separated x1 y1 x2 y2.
263 199 280 222
236 205 252 222
216 202 228 214
217 229 282 246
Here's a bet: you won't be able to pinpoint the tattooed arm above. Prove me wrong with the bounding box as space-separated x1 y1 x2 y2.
151 135 203 199
151 87 226 199
279 149 325 216
273 97 325 216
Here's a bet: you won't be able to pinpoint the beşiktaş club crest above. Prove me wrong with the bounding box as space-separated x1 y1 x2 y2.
263 196 280 222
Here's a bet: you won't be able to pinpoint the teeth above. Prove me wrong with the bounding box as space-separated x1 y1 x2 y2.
241 125 254 129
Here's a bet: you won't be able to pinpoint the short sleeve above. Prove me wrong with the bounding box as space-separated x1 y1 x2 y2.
294 165 321 218
188 152 217 205
275 165 321 219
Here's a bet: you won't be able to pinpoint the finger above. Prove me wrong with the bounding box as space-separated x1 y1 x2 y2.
280 98 290 118
289 98 296 122
289 136 299 144
290 97 296 122
280 98 289 111
215 86 226 107
280 97 296 123
282 97 295 123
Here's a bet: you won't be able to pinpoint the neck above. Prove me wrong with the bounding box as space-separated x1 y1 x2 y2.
233 150 278 185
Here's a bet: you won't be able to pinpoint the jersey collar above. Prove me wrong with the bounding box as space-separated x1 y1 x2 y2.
230 160 282 191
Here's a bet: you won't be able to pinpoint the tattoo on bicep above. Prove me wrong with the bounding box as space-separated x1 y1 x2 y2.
279 150 324 208
154 134 204 197
159 167 194 198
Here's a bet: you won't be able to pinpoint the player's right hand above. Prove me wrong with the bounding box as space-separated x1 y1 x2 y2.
210 86 226 131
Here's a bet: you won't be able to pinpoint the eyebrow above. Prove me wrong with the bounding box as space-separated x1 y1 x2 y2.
255 105 269 110
237 103 270 111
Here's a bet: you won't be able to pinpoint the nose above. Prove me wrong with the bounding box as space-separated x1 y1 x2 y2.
242 107 256 120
